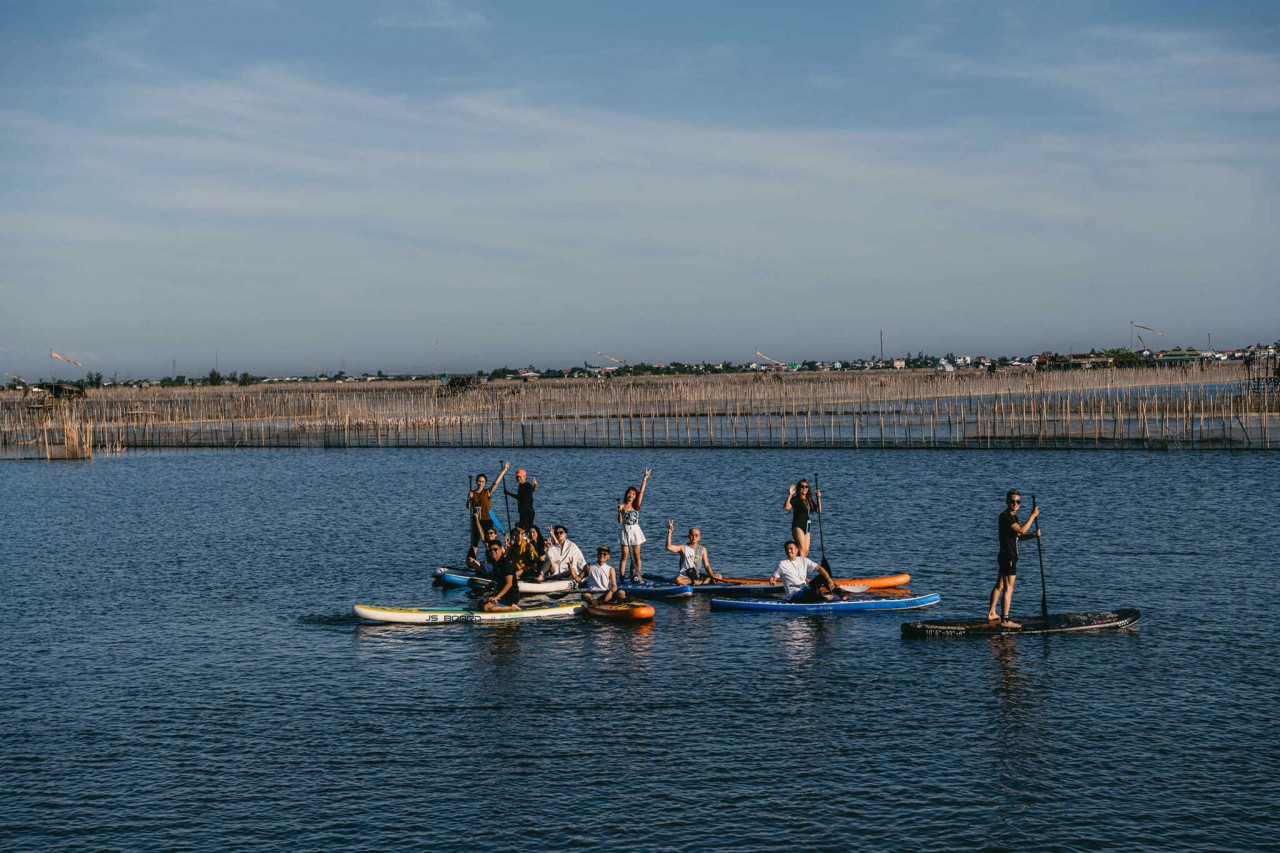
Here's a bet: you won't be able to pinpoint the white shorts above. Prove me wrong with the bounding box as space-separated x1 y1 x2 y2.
618 525 647 547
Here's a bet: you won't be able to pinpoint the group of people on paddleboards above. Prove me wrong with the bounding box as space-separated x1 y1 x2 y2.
463 465 733 612
462 463 1042 620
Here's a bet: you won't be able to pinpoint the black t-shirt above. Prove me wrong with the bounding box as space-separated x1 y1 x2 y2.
998 509 1020 560
514 482 535 515
491 557 521 606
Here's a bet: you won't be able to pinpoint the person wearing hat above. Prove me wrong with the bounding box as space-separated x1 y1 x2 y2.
987 489 1040 628
504 468 538 531
582 545 626 606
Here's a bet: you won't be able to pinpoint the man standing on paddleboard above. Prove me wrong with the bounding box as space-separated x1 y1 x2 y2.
987 489 1040 628
504 468 538 531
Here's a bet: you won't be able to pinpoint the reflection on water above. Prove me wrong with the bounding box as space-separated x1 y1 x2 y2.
772 615 840 672
986 635 1049 823
579 616 656 671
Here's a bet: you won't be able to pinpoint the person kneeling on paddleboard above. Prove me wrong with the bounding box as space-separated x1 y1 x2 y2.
664 519 726 585
582 546 626 607
770 540 850 603
479 541 522 613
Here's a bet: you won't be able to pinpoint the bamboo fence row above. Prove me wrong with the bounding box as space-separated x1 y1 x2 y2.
3 363 1275 460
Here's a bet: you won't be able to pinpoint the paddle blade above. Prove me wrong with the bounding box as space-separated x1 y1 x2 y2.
821 556 831 572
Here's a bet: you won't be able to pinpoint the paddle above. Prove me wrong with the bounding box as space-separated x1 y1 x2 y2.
467 474 480 560
500 459 513 532
813 472 831 573
1032 495 1049 621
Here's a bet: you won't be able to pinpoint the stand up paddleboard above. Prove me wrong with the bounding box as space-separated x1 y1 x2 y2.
617 581 694 599
435 569 575 594
354 601 583 624
710 591 941 613
642 575 788 595
719 572 909 590
901 608 1140 638
585 601 656 621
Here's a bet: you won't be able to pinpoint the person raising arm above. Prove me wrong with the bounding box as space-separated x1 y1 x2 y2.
664 519 725 585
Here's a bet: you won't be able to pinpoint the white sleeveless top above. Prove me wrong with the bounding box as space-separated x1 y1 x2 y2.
678 545 705 573
586 562 615 592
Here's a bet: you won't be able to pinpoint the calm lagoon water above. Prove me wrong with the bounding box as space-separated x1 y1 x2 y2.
2 448 1276 851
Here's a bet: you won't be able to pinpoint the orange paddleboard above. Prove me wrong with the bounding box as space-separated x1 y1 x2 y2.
721 572 911 590
585 601 656 621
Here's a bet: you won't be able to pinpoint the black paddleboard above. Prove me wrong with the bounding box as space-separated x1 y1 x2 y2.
901 608 1140 638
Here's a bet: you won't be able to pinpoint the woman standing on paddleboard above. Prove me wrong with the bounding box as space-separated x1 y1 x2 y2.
617 469 651 582
467 462 510 556
783 479 821 557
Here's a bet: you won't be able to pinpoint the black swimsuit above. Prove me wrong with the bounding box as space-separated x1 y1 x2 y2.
791 499 811 533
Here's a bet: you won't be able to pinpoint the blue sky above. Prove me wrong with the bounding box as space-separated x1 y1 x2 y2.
2 1 1278 378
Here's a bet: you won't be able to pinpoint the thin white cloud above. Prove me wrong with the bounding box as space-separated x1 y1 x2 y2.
890 24 1280 125
2 22 1277 374
373 0 489 30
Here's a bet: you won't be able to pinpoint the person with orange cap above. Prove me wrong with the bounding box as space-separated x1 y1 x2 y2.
504 467 538 531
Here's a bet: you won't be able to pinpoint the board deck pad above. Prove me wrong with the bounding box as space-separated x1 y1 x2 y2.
901 608 1140 638
710 591 941 613
353 601 582 624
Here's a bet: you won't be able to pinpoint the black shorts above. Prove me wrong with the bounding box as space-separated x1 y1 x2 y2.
998 554 1017 577
471 516 495 547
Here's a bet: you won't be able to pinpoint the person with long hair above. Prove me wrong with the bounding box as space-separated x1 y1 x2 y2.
783 479 821 557
466 462 510 559
617 468 651 582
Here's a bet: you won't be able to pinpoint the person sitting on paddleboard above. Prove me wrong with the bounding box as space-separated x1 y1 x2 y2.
467 463 510 554
463 526 501 577
525 525 548 574
503 468 538 531
770 540 849 602
508 526 540 580
541 525 586 583
479 540 521 612
783 479 821 558
664 519 726 585
582 545 626 607
617 469 651 582
987 489 1040 629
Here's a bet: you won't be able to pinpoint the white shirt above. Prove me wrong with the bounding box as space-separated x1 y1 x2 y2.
772 556 819 597
545 539 586 577
586 561 616 593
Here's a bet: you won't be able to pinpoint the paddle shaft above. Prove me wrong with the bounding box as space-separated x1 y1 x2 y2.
468 474 479 544
1032 495 1048 620
813 472 830 572
500 458 512 531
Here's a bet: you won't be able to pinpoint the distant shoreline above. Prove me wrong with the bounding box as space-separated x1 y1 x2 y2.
3 362 1276 459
